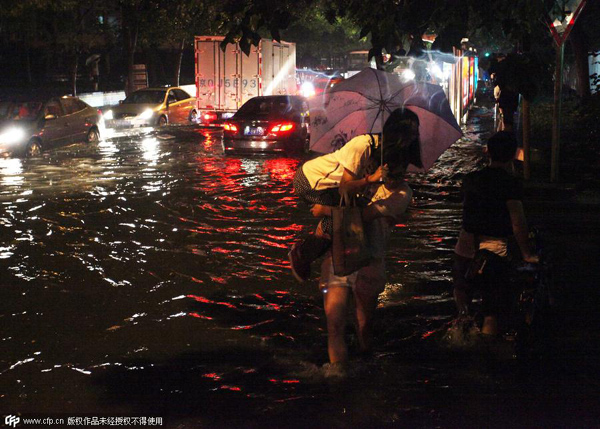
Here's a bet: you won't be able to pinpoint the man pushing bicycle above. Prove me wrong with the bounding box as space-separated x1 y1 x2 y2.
452 131 539 337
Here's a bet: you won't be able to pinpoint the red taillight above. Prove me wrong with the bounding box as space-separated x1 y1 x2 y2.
269 122 295 134
223 123 238 133
202 112 218 122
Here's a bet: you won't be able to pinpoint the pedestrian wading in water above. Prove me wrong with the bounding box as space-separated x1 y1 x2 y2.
318 171 416 377
452 131 538 337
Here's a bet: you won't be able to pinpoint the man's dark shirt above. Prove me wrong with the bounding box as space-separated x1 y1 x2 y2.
462 166 523 238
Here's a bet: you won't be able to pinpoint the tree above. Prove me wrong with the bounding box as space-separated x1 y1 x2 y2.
217 0 447 68
143 1 219 86
117 0 151 94
1 1 40 85
50 1 105 95
281 12 369 69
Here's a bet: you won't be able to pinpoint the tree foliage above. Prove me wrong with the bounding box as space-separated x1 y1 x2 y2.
0 0 597 95
281 11 369 68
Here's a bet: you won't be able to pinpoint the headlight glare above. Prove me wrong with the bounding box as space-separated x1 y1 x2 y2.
401 69 416 82
104 110 114 120
0 128 26 145
300 82 316 98
139 109 154 120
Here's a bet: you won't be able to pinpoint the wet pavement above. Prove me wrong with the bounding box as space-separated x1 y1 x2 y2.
1 104 599 428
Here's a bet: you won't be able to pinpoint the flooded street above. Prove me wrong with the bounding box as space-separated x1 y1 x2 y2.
1 107 599 428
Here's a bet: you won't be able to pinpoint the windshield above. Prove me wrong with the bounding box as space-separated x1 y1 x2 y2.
236 97 296 117
0 101 42 121
123 90 166 104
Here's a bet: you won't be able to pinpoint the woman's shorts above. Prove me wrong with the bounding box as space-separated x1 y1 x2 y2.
319 252 386 298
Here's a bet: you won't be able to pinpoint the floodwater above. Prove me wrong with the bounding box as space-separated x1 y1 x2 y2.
1 108 598 428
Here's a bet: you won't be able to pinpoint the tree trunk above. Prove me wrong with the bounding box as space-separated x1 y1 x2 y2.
25 40 33 85
522 98 531 180
25 11 35 84
104 53 110 82
71 54 79 95
174 38 185 87
569 23 591 100
123 7 138 95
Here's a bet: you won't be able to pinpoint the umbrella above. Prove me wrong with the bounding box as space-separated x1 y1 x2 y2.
308 68 462 171
86 54 101 66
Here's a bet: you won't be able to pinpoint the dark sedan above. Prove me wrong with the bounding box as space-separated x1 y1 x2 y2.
222 95 309 154
0 95 104 157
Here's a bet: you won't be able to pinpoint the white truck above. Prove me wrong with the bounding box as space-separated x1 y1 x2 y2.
194 36 297 124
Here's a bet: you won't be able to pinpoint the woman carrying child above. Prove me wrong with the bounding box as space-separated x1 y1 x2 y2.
288 108 422 283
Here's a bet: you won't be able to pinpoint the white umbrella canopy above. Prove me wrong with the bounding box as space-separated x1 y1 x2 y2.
308 68 462 171
86 54 101 66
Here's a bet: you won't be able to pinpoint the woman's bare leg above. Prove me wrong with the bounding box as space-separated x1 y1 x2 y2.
323 286 351 364
353 263 384 354
354 288 379 354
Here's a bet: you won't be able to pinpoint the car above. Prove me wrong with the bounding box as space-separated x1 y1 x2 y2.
0 95 104 158
103 87 197 128
222 95 309 154
299 76 344 98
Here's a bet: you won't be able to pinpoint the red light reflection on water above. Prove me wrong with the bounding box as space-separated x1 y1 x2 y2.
252 294 281 310
262 158 299 182
269 379 300 384
197 157 243 193
259 260 285 274
189 312 213 320
231 319 275 330
212 247 241 255
274 224 304 233
195 128 221 151
188 294 237 309
257 238 288 249
220 385 242 392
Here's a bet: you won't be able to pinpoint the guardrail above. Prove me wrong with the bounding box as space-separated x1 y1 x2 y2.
78 91 126 108
78 84 196 108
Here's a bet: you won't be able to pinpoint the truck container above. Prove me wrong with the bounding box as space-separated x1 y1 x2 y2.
194 36 297 124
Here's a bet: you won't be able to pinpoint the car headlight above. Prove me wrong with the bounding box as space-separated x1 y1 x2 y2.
139 109 154 120
300 81 316 98
104 110 114 120
0 127 26 145
401 69 416 82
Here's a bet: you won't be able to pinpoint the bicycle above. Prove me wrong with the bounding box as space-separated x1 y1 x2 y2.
512 227 558 365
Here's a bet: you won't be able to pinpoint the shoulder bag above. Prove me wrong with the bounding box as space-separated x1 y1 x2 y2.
332 193 372 276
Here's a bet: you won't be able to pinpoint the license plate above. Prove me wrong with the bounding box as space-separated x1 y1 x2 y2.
244 126 264 136
110 119 132 127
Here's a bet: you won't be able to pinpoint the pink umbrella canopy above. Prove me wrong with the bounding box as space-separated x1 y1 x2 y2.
309 68 462 171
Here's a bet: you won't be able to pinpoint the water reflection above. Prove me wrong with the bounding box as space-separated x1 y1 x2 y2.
141 137 160 163
2 116 577 426
0 157 24 188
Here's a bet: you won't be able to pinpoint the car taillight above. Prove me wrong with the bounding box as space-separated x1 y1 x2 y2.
223 123 238 133
202 112 218 123
269 122 295 134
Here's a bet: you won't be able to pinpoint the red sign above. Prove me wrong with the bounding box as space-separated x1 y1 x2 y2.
547 0 587 46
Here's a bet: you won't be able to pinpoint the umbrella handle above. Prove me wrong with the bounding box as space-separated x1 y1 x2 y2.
380 108 385 168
